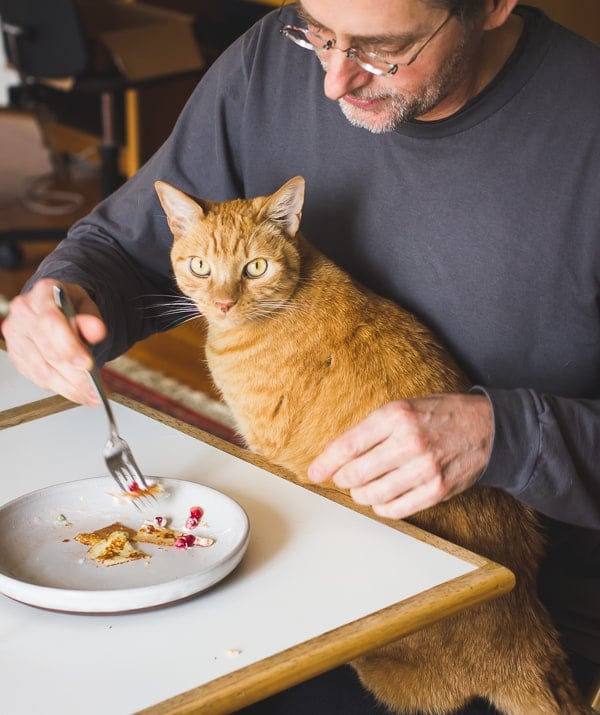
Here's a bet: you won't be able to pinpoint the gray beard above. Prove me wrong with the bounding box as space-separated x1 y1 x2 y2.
338 39 470 133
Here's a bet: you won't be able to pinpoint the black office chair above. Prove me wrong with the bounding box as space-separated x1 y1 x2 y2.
0 0 204 269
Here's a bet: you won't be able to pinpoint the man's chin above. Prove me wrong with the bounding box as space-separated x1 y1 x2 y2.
338 97 405 133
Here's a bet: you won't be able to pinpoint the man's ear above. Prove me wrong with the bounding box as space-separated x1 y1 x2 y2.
481 0 520 31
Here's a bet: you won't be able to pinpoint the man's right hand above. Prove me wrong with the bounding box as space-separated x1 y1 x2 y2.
1 278 107 405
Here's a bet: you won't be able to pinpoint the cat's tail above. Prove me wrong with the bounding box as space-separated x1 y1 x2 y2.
490 661 595 715
545 668 596 715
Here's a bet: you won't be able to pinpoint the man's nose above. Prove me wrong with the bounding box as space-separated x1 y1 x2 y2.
323 51 371 101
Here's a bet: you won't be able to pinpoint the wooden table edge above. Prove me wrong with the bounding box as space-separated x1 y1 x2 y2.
136 563 513 715
0 342 76 429
0 394 76 428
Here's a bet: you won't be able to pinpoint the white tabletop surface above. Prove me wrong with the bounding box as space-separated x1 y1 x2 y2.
0 400 478 714
0 349 51 411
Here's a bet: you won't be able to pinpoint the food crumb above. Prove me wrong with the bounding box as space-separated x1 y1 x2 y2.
226 649 241 657
196 536 215 548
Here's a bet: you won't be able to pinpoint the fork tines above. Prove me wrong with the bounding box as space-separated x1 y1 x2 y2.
105 442 157 511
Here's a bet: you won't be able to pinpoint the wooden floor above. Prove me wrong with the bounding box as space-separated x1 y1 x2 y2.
0 119 219 400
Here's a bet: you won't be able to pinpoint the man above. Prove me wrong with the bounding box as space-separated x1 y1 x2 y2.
3 1 599 712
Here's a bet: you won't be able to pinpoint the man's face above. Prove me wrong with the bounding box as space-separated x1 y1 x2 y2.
297 0 476 132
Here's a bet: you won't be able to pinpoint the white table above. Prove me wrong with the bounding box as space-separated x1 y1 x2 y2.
0 349 514 714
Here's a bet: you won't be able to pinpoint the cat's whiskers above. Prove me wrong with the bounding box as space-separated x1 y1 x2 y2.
139 293 202 330
257 299 294 310
245 298 305 323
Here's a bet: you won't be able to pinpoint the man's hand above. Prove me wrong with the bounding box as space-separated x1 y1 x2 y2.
2 278 107 405
308 393 493 520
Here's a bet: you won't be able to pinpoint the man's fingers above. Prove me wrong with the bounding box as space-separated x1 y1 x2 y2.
330 438 407 490
308 403 407 484
348 451 440 504
2 280 105 405
370 479 447 521
5 328 96 404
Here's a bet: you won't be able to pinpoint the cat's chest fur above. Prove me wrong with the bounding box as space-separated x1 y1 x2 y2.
204 244 467 477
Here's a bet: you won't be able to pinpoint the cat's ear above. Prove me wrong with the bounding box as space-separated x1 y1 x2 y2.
154 181 205 238
259 176 305 238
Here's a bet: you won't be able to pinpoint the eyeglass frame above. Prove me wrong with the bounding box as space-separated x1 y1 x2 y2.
277 2 454 77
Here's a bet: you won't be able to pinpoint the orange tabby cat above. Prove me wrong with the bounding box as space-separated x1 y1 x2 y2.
155 177 590 714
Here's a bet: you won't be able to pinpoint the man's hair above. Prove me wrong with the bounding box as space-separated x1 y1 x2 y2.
422 0 487 29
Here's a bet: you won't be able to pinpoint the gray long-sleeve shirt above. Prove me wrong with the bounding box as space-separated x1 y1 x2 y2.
27 6 600 661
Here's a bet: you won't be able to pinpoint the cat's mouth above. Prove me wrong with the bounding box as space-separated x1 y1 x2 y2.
208 304 244 326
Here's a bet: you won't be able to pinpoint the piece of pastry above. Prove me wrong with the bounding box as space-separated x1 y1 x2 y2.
86 529 148 566
75 521 137 546
135 522 185 546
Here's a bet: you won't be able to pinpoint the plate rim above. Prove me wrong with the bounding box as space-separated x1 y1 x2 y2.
0 476 250 613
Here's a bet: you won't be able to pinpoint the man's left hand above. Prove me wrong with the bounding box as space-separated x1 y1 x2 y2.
307 393 493 520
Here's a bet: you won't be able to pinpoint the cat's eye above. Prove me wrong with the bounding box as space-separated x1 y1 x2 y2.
244 258 268 278
188 257 210 277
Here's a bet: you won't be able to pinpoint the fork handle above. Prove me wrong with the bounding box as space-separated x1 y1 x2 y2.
86 363 119 438
52 285 119 434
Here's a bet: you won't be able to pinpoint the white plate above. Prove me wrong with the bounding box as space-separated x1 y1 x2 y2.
0 477 249 613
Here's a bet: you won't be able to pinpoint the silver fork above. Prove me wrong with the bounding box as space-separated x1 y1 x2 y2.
53 285 156 510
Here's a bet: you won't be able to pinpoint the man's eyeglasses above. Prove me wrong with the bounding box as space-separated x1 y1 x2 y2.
277 4 453 77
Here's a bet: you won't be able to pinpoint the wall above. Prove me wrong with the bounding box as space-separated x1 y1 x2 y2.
521 0 600 43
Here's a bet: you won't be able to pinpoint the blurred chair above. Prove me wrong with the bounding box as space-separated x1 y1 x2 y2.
0 0 203 269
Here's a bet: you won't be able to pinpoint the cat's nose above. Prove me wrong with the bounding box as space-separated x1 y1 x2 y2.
215 299 235 314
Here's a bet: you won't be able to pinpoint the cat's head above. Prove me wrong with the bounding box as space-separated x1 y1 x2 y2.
155 176 305 327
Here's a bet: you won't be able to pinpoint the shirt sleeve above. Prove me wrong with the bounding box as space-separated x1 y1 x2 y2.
473 386 600 530
23 29 256 365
